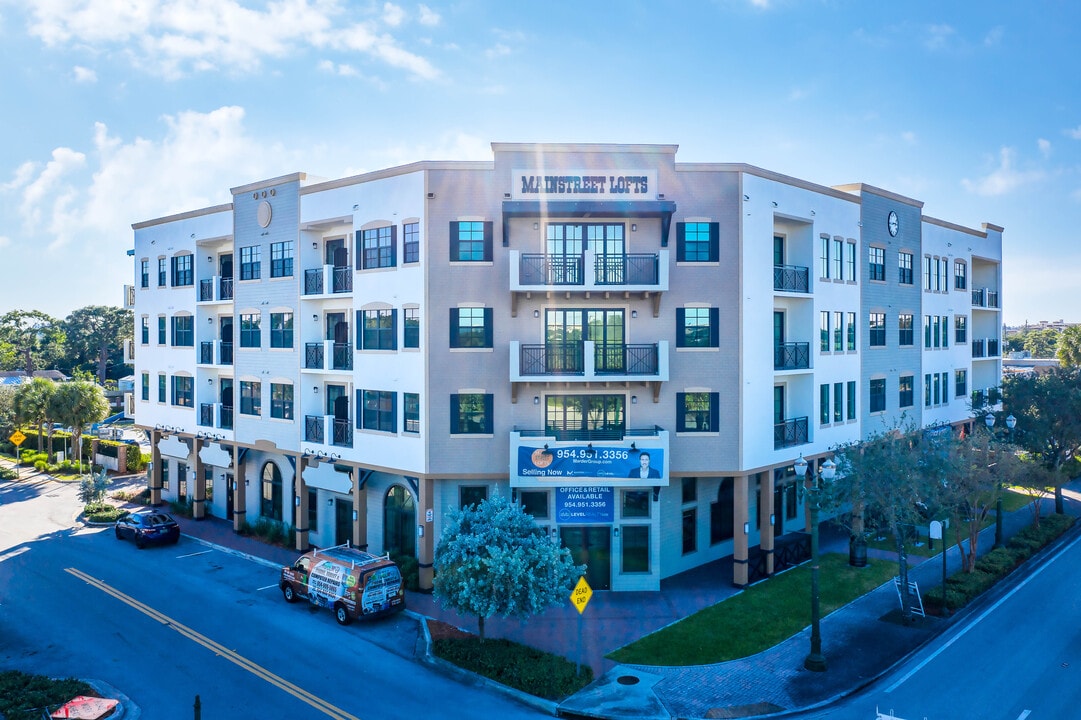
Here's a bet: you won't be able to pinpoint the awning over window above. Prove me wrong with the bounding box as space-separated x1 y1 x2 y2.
501 200 677 247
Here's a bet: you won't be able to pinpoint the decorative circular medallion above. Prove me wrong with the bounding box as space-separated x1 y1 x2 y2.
257 200 273 228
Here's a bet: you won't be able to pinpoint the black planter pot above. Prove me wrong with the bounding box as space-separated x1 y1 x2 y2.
849 535 868 567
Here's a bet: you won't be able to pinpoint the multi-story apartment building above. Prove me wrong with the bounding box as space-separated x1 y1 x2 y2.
128 143 1003 592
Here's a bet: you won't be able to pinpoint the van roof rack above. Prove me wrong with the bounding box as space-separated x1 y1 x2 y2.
312 542 391 569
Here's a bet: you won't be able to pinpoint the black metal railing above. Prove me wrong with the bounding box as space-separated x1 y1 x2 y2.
332 418 352 448
331 342 352 370
199 403 214 427
199 279 214 302
987 290 999 308
200 341 214 365
594 254 659 285
519 254 584 286
972 339 986 358
597 344 659 375
546 427 626 442
774 417 808 449
305 342 325 370
219 341 233 365
304 415 324 444
774 342 810 370
773 264 810 293
304 268 324 295
775 533 811 571
332 266 352 293
520 343 584 375
219 405 233 430
219 277 233 300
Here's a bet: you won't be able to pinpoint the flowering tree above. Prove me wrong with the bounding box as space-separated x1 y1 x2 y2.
433 493 583 640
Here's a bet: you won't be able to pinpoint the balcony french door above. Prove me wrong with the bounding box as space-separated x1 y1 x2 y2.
546 309 625 373
545 394 625 442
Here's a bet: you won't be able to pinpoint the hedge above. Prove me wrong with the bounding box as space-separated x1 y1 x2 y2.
433 637 593 700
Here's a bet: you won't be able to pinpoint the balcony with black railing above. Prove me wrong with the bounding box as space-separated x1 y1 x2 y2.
972 287 1001 309
199 403 214 427
219 277 233 300
303 266 353 296
220 405 233 430
511 249 668 294
774 342 810 370
331 342 352 370
304 269 324 296
197 276 234 302
332 267 352 294
773 265 810 293
200 341 214 365
774 416 809 450
305 342 325 370
332 418 353 448
219 341 233 365
304 415 324 444
199 279 214 302
512 340 666 382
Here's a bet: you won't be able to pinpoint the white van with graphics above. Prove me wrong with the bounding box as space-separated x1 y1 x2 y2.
280 544 406 625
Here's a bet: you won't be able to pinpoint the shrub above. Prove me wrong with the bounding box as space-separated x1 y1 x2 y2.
34 460 46 471
126 449 148 473
0 670 95 720
391 553 420 591
84 502 125 523
0 467 17 480
112 487 151 505
974 546 1017 576
169 498 194 518
433 637 593 700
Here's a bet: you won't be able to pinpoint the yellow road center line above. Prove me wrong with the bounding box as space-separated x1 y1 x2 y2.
65 567 360 720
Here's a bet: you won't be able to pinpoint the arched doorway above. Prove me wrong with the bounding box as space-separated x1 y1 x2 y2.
261 461 283 521
384 485 416 556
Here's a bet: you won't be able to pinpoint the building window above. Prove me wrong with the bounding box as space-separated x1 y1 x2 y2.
403 392 420 433
940 315 949 347
520 490 548 519
955 369 968 398
677 222 718 262
846 380 856 420
157 373 166 403
460 485 488 509
955 315 968 344
171 315 193 347
270 312 293 349
819 235 830 278
831 238 843 280
622 525 650 573
140 317 149 344
711 478 734 544
141 372 149 401
899 375 914 408
157 316 166 345
834 381 843 422
450 393 493 434
682 508 697 555
157 258 167 287
622 490 651 518
820 311 830 351
261 462 283 522
450 221 492 262
170 254 193 287
239 246 261 281
869 378 886 413
682 477 697 504
140 259 149 288
450 307 492 348
404 307 420 348
270 241 294 278
925 374 934 407
898 252 913 285
171 375 193 407
677 307 718 348
308 489 318 534
240 381 261 416
845 241 856 281
923 315 932 348
820 384 830 424
270 383 293 420
955 261 967 290
239 313 261 348
361 389 396 433
846 312 856 350
360 226 396 269
869 312 886 347
868 247 885 281
677 392 717 432
359 308 397 350
898 314 914 346
833 311 843 351
403 222 420 263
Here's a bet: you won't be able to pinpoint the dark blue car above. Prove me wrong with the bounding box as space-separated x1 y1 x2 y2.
114 511 180 549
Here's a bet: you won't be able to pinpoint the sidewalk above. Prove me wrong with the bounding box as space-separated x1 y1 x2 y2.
5 456 1079 719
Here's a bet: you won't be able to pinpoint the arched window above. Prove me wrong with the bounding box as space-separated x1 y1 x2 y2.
384 485 416 557
261 462 283 521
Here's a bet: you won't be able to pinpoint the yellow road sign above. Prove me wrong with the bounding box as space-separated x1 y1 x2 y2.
570 575 593 614
9 430 26 447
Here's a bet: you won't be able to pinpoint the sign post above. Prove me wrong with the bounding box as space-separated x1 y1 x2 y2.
570 575 593 675
929 519 948 616
9 430 26 479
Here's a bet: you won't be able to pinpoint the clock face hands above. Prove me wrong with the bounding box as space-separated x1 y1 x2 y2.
888 210 899 236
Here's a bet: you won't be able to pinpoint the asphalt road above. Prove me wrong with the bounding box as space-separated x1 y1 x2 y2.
797 528 1081 720
0 476 549 719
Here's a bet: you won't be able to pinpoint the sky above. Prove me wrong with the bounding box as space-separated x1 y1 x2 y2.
1 0 1079 326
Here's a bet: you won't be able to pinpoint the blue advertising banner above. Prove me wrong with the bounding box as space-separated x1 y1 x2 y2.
555 486 614 524
517 445 665 482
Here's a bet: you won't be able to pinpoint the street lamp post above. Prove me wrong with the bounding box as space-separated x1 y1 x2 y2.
986 412 1018 549
794 453 836 673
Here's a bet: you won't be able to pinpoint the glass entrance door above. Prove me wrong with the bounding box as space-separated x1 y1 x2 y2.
560 526 611 590
335 498 353 546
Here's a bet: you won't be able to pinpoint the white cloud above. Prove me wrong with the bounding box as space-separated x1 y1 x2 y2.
485 43 510 60
317 59 359 76
72 65 97 82
1038 138 1051 157
901 131 917 145
749 0 769 8
22 0 439 80
924 24 955 51
0 236 10 249
1066 125 1081 140
417 4 439 26
788 87 809 101
961 147 1044 197
984 26 1004 46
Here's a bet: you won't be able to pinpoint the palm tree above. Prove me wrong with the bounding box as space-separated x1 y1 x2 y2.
13 377 55 453
48 381 108 468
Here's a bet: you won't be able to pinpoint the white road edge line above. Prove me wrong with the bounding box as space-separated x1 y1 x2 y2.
176 549 214 559
886 530 1081 693
1017 710 1031 720
257 584 278 591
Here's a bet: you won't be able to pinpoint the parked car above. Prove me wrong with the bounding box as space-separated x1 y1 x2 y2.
114 511 180 548
280 544 406 625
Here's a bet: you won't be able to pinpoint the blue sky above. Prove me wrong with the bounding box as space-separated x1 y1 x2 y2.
1 0 1078 325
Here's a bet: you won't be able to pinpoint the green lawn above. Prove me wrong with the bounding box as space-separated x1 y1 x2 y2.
608 554 897 666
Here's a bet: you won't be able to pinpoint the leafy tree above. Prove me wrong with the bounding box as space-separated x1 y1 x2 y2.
831 424 945 623
0 310 65 375
1022 327 1060 359
12 377 56 453
61 306 133 383
47 381 108 467
1002 367 1081 514
433 493 584 640
1004 333 1026 354
0 386 15 440
1057 325 1081 368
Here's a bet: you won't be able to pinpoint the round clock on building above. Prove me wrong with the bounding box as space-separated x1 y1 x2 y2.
887 210 899 237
